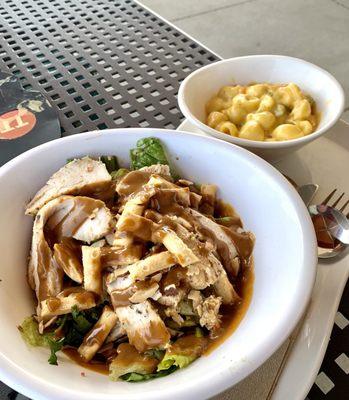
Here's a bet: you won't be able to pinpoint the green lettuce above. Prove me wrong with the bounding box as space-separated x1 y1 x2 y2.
156 334 208 372
18 316 50 347
130 138 169 170
19 305 104 366
157 354 195 371
59 304 103 348
110 168 129 180
215 216 234 224
71 305 93 332
195 327 204 338
144 348 165 360
18 316 63 366
100 155 119 173
178 300 196 316
47 337 64 366
120 366 178 382
109 346 159 381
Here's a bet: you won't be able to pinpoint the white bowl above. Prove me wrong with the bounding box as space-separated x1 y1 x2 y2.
0 128 317 400
178 55 345 162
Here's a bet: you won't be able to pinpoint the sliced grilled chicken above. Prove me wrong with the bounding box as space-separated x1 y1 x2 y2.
107 273 159 308
188 208 240 277
114 301 170 352
163 217 221 290
208 253 240 305
188 291 222 331
28 195 112 308
26 157 111 215
139 164 172 179
53 242 83 284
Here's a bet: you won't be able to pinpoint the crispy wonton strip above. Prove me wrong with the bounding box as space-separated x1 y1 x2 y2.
155 227 199 267
82 246 103 296
100 245 142 268
147 175 177 189
105 266 130 284
118 214 199 267
112 231 134 248
78 305 117 362
117 214 155 241
129 282 159 303
116 187 156 229
40 290 96 319
152 187 191 207
128 251 176 281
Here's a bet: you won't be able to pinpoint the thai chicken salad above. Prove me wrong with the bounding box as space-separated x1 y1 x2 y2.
19 137 255 381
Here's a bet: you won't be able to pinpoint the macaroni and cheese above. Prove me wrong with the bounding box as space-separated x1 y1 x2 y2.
205 83 319 141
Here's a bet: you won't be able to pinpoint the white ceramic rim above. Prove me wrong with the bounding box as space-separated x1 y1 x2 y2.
0 128 318 400
178 54 345 149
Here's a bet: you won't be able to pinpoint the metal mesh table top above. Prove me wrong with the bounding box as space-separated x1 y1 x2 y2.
0 0 217 136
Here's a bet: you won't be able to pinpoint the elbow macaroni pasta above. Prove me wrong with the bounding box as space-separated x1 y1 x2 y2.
205 83 319 142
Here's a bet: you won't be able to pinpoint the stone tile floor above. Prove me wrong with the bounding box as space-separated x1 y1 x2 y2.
139 0 349 122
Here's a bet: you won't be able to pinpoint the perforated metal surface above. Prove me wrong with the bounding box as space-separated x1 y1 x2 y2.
0 0 217 137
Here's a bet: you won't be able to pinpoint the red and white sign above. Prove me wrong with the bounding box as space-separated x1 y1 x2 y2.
0 108 36 140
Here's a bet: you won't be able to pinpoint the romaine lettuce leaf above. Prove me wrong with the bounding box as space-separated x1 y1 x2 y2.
157 354 195 371
19 316 63 366
100 155 119 173
110 168 129 180
178 300 196 316
18 316 50 347
130 138 169 170
144 348 165 360
157 334 208 372
215 216 234 224
20 305 105 366
120 366 178 382
195 327 204 338
109 343 159 381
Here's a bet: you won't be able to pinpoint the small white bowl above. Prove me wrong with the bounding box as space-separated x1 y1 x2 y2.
0 129 317 400
178 55 345 162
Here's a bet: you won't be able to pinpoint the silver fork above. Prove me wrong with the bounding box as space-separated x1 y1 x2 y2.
309 189 349 258
321 189 349 217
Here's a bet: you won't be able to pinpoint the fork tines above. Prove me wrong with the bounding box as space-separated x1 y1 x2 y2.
322 189 349 217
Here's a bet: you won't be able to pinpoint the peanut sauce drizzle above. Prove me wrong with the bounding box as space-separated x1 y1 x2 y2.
50 171 254 373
